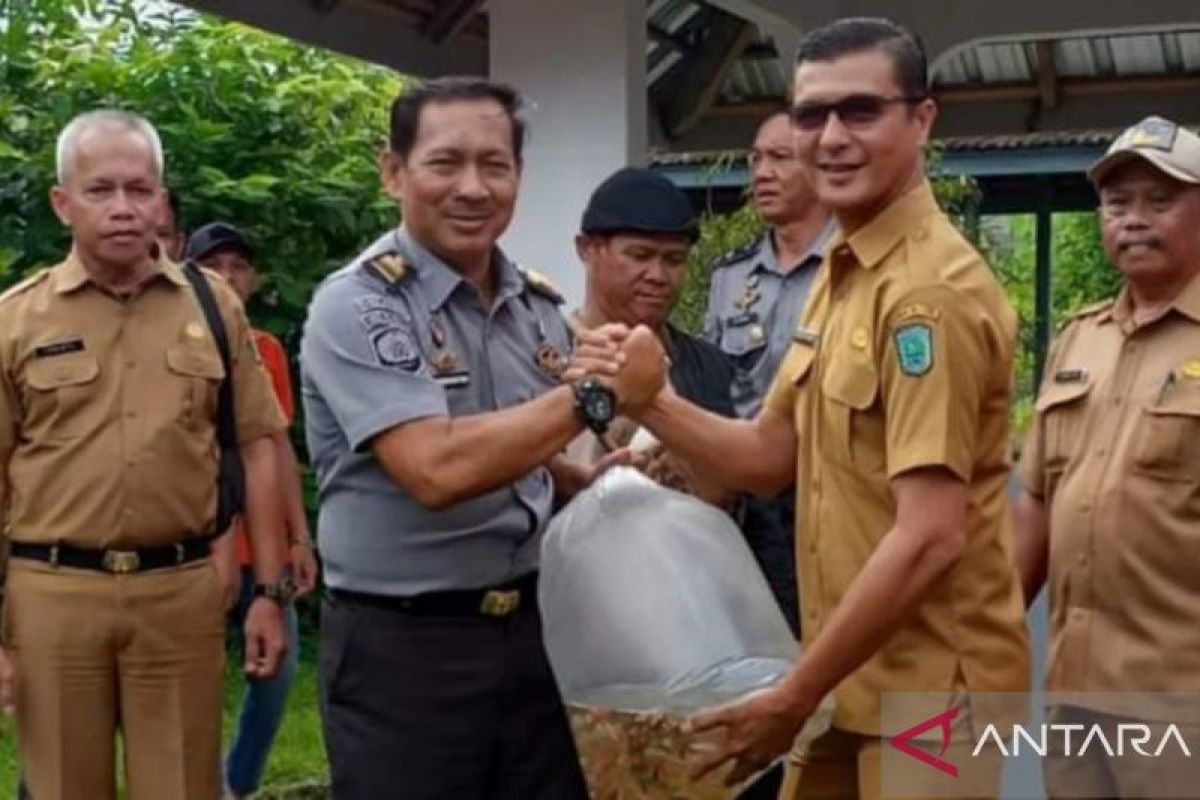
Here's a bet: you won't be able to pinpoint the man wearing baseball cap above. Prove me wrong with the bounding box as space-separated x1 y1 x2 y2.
185 222 317 800
1015 116 1200 797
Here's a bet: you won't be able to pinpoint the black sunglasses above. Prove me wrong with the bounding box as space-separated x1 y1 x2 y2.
791 94 927 132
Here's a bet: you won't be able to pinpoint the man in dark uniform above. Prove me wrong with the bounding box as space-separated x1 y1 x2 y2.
567 167 735 500
301 77 663 800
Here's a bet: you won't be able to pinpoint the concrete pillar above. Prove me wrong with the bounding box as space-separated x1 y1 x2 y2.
490 0 646 307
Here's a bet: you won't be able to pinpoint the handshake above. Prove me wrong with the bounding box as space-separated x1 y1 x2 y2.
564 323 670 415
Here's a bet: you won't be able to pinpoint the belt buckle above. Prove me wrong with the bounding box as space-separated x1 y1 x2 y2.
102 550 140 574
480 589 520 617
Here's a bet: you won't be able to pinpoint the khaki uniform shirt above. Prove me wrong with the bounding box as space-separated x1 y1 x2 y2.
1019 275 1200 714
765 182 1030 735
0 252 284 549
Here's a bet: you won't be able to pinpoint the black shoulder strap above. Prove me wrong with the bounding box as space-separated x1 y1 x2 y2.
183 262 235 449
183 262 245 536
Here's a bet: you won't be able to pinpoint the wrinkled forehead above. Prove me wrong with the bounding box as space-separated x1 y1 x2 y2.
412 99 517 158
793 50 902 103
66 125 159 182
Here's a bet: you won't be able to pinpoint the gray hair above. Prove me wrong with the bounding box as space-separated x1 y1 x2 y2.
55 110 164 184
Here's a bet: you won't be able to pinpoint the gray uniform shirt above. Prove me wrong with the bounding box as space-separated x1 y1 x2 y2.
300 228 572 595
703 222 835 418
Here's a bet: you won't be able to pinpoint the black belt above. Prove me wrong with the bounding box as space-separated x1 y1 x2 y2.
10 538 211 574
330 572 538 619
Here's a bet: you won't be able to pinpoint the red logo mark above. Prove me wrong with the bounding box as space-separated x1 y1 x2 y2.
888 706 959 777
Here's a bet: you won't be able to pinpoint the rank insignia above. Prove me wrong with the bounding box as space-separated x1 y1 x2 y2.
1182 359 1200 380
535 342 566 378
430 349 458 375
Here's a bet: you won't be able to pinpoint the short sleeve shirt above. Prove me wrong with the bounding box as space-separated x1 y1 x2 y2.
704 223 835 418
764 182 1030 735
0 252 285 548
1019 275 1200 715
300 228 572 595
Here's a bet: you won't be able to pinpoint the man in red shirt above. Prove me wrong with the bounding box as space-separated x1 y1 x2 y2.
185 221 317 799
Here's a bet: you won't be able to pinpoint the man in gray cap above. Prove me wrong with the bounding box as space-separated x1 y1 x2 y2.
1015 115 1200 797
300 77 663 800
703 111 835 635
568 167 735 498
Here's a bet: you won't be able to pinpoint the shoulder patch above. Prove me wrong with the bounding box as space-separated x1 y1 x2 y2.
0 268 49 304
711 241 760 269
362 251 410 287
894 322 934 377
520 268 564 305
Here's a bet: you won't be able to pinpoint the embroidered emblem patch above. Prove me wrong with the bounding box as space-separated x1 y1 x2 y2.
894 323 933 377
371 327 420 371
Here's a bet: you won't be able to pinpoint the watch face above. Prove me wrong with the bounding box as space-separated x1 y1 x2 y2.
586 391 614 421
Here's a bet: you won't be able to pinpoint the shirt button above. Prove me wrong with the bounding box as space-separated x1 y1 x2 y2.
125 360 136 369
125 411 137 419
1095 448 1106 457
1077 553 1088 566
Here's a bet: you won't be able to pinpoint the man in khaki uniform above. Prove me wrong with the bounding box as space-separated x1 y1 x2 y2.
1015 116 1200 798
569 18 1029 798
0 110 288 800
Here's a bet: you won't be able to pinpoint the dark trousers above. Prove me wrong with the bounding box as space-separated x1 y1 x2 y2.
740 490 800 637
319 590 588 800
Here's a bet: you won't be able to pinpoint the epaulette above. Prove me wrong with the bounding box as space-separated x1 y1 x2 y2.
1058 297 1113 331
362 251 411 287
0 269 49 304
520 267 564 305
710 240 760 269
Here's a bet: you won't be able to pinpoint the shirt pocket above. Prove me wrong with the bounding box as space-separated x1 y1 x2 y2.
165 344 225 430
1132 382 1200 482
820 358 883 473
1034 378 1093 476
23 354 101 440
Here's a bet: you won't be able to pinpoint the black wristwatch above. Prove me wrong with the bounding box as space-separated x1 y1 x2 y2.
572 377 616 439
254 576 296 605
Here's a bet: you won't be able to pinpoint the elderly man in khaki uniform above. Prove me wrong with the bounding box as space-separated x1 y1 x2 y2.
1016 116 1200 799
570 17 1029 799
0 110 288 800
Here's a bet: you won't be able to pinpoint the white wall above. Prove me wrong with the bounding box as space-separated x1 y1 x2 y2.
490 0 647 308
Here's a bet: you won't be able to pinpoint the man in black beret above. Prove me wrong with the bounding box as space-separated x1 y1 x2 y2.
568 167 737 502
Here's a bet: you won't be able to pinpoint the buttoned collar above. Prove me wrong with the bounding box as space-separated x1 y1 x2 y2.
827 180 940 271
53 248 188 295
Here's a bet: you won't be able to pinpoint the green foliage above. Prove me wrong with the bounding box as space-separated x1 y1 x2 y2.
983 211 1118 438
0 0 403 347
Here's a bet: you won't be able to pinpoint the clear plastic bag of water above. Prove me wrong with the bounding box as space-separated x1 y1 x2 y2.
540 467 831 798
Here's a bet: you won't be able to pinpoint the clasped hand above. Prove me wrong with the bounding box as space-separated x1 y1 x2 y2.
564 323 666 414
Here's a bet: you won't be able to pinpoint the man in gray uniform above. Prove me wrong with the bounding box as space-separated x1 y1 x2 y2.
301 77 662 800
704 110 834 635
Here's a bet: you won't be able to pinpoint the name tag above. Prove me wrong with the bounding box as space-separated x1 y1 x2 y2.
1054 368 1087 383
34 338 85 359
792 329 819 347
725 312 759 328
435 371 470 389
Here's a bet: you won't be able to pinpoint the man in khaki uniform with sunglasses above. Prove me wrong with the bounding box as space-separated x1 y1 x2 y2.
0 109 288 800
569 17 1029 799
